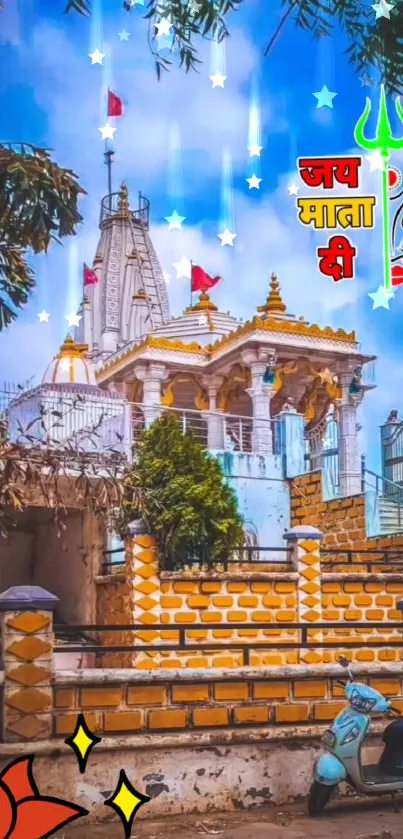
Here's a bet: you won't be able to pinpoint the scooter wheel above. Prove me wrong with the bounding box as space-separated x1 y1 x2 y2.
307 781 336 816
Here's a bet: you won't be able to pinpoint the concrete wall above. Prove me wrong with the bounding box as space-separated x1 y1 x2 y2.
215 452 290 552
0 529 33 589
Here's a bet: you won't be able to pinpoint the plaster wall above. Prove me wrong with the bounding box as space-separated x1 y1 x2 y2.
0 530 33 589
214 452 289 553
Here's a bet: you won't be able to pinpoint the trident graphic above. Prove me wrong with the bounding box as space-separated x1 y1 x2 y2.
354 84 403 291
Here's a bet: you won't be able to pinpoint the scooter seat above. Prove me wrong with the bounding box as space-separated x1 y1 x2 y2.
383 718 403 746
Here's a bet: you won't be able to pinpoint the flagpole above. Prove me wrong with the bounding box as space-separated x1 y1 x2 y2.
190 260 193 308
104 142 114 212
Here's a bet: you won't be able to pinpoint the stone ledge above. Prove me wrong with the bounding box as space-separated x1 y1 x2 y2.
0 721 385 758
323 573 403 582
160 572 298 581
53 661 403 684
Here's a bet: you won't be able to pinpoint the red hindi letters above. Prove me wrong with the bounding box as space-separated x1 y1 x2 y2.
317 235 357 282
298 156 361 190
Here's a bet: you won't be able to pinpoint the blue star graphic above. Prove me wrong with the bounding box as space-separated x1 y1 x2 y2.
156 33 175 52
313 85 338 109
367 285 395 310
164 210 186 230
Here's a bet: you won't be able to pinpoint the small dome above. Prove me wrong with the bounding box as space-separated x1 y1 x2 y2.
42 336 97 386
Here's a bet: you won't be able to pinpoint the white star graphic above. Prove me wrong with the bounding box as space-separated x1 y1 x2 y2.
89 49 105 64
288 183 299 195
37 310 50 323
65 313 82 329
189 0 201 11
248 144 263 157
209 72 227 88
98 122 117 140
366 149 386 172
172 256 192 279
118 30 130 40
313 85 338 109
368 285 394 310
60 358 71 373
164 210 186 230
155 18 174 36
372 0 394 20
218 229 237 247
198 314 208 326
246 174 262 190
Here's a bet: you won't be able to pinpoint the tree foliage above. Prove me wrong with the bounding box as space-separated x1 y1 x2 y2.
114 413 244 570
0 143 85 329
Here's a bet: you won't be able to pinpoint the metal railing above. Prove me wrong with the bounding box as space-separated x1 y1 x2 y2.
53 620 403 668
101 545 292 574
322 548 403 571
100 190 150 228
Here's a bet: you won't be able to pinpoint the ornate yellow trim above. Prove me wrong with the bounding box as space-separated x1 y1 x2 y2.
185 292 218 313
207 316 356 353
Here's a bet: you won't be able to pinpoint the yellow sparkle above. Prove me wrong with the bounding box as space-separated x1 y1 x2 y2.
105 769 150 837
112 782 142 822
65 713 101 773
72 725 94 760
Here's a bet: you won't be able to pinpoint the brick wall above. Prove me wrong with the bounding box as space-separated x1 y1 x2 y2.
53 667 403 738
95 572 135 667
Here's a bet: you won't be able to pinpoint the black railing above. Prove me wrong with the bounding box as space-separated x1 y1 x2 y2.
322 548 403 572
101 546 293 574
53 621 403 667
99 191 150 228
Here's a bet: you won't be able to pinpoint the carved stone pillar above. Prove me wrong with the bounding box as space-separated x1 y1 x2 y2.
337 364 362 497
135 362 168 427
202 376 225 450
242 348 275 455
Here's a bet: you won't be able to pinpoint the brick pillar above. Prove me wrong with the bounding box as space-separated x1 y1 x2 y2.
0 586 58 742
128 520 161 665
284 526 323 664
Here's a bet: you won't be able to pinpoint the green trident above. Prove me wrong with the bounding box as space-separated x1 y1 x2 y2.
354 84 403 291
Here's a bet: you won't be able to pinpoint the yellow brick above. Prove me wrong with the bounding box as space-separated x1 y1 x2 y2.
250 583 272 593
55 712 102 736
388 610 402 619
227 583 247 593
286 651 299 664
369 679 401 695
294 680 327 699
80 688 122 707
344 610 362 620
187 630 209 639
262 653 288 666
148 709 188 729
314 702 345 721
201 582 222 593
285 595 296 607
173 582 198 593
274 582 295 593
367 609 384 620
376 595 393 606
386 583 403 593
251 611 273 622
354 595 372 606
238 629 259 637
332 595 351 606
193 707 229 727
185 657 209 668
135 659 159 670
135 579 159 595
161 596 183 608
127 685 166 705
212 596 234 607
201 612 222 623
238 596 258 607
212 629 233 638
276 610 297 622
262 595 282 608
356 649 375 661
322 609 340 621
227 610 248 622
365 583 383 592
253 681 289 699
303 651 323 665
344 583 364 593
234 706 269 724
322 583 339 593
175 612 197 623
138 613 158 625
187 595 210 608
275 703 309 723
172 684 209 702
212 655 242 668
134 534 156 549
104 711 143 731
160 582 170 593
214 682 248 701
160 630 179 640
379 650 398 661
160 659 183 669
54 688 75 709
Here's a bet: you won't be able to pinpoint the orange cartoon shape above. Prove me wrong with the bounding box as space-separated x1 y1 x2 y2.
0 754 88 839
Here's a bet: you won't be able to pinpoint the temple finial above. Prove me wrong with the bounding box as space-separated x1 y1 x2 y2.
117 182 129 217
257 272 287 316
185 291 218 313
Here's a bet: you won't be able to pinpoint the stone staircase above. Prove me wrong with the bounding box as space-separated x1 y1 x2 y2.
379 496 403 534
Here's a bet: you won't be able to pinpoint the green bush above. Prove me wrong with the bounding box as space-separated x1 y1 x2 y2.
116 413 244 570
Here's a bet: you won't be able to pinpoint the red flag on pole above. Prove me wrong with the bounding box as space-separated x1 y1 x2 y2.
83 263 98 286
391 264 403 287
107 90 123 117
191 264 221 293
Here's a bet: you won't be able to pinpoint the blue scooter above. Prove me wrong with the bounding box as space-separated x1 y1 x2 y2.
308 656 403 815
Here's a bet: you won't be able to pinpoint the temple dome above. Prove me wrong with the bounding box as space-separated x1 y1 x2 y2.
150 292 240 346
42 336 97 386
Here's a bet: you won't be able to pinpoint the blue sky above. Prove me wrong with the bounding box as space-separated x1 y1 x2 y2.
0 0 402 472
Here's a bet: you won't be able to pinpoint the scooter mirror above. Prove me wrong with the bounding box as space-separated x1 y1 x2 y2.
339 656 349 667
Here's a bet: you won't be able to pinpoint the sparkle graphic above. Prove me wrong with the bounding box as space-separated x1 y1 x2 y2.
198 314 208 326
360 72 375 87
246 174 262 189
65 313 82 329
288 183 299 195
99 122 117 140
60 359 71 373
104 769 150 839
155 18 174 36
313 85 338 109
37 310 50 322
65 713 101 774
172 255 192 279
165 210 186 230
189 0 201 11
368 284 395 309
248 144 262 157
366 149 385 172
89 49 105 64
209 71 227 88
119 30 130 40
218 228 237 246
372 0 394 20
